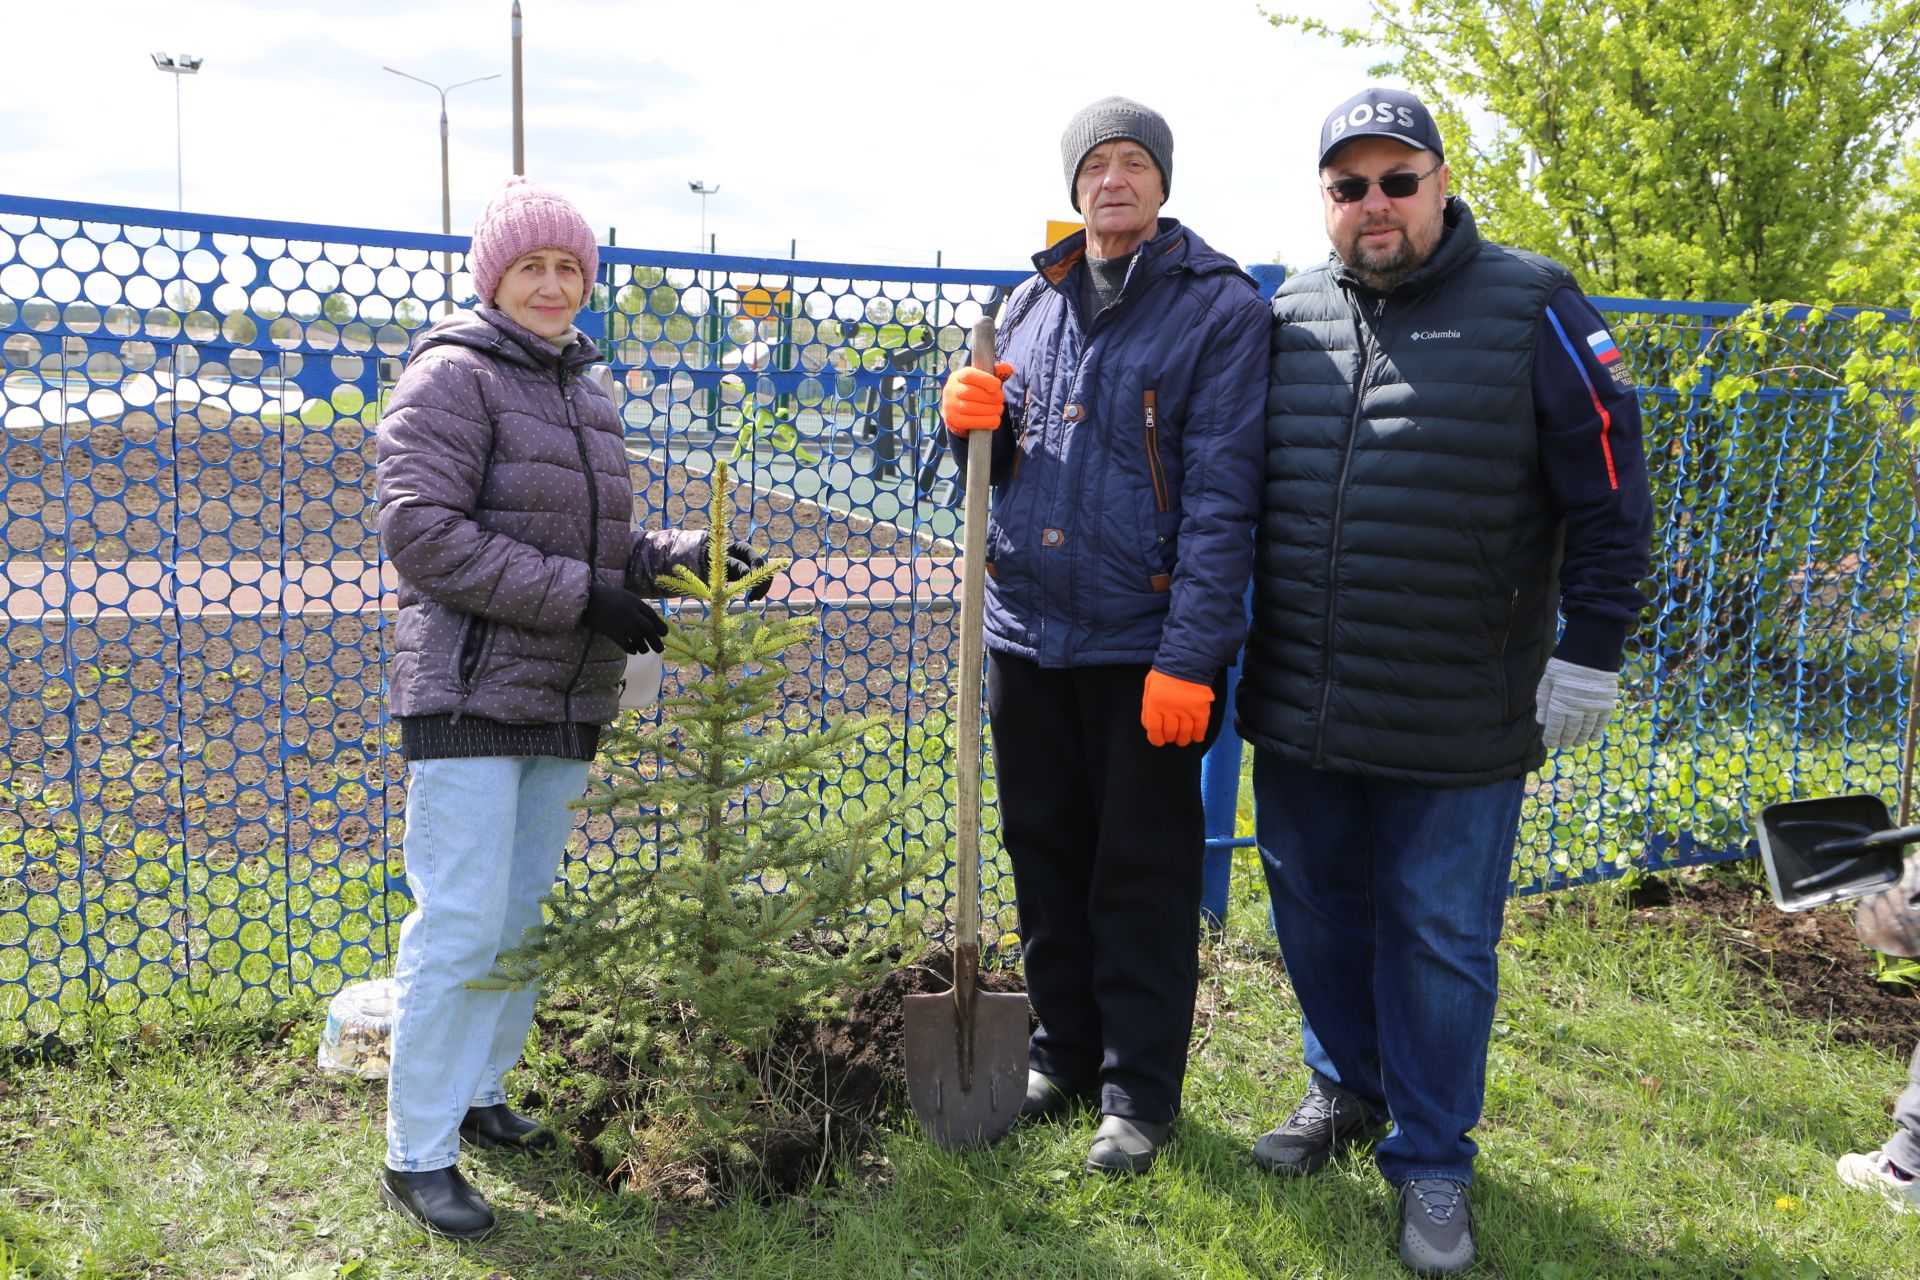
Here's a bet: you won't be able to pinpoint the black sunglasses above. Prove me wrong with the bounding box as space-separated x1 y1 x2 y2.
1323 160 1444 204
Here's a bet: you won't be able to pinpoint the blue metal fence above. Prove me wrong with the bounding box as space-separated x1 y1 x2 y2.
2 193 1914 1043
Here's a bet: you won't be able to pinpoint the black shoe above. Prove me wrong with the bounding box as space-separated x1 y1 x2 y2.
379 1165 497 1240
459 1104 556 1152
1085 1114 1172 1176
1250 1076 1385 1176
1020 1070 1089 1121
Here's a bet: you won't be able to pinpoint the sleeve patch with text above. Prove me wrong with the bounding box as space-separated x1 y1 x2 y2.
1586 329 1633 387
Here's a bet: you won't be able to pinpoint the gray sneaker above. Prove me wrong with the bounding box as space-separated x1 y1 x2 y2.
1397 1178 1474 1276
1251 1077 1385 1175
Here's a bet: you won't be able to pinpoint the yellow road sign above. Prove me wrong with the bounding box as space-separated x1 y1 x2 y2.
1046 220 1083 248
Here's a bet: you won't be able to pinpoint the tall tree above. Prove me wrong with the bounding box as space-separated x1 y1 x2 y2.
1845 142 1920 307
1275 0 1920 302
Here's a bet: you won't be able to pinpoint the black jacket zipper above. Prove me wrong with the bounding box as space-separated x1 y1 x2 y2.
559 364 599 721
1314 292 1384 764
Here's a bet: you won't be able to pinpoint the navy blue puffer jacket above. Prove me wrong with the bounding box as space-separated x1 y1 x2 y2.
959 220 1267 682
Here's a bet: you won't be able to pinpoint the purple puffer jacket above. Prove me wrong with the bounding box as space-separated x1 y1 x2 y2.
376 305 705 725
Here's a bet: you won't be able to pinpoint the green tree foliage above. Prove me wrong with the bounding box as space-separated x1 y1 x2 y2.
495 463 925 1160
1273 0 1920 301
1843 142 1920 308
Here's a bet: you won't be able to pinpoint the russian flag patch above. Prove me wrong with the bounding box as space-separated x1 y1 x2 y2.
1586 329 1623 364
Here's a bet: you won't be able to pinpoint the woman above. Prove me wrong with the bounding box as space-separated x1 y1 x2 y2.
374 176 762 1239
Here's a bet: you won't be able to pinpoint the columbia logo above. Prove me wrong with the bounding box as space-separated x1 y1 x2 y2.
1410 329 1462 341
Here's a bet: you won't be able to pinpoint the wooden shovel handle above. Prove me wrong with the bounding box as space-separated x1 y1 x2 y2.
954 318 996 951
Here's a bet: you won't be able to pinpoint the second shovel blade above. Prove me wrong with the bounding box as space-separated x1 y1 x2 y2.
1757 793 1903 910
901 987 1030 1152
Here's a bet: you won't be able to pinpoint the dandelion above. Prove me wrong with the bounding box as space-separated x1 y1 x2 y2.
1775 1194 1800 1213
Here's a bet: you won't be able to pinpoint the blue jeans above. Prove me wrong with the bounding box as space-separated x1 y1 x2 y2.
385 755 589 1172
1253 749 1525 1185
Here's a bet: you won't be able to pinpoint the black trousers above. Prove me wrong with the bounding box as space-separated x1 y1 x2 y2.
986 652 1225 1123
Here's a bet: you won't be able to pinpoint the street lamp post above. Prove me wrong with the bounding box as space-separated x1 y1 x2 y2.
385 66 501 303
150 53 203 213
688 181 721 252
511 1 525 174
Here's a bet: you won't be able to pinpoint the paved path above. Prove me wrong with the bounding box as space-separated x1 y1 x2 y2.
2 555 963 622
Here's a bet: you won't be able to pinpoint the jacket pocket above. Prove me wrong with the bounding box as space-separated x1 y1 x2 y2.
457 616 492 693
1143 387 1170 514
1010 383 1033 482
1496 588 1524 719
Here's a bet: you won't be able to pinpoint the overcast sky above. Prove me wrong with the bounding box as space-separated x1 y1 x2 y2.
0 0 1381 273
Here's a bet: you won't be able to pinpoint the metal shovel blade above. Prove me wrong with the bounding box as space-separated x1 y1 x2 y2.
1755 793 1919 910
902 984 1030 1151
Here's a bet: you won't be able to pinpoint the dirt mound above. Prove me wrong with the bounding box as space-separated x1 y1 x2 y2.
750 946 1031 1190
535 946 1029 1202
1629 873 1918 1052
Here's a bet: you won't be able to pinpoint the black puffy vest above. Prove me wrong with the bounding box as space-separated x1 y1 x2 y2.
1236 200 1574 786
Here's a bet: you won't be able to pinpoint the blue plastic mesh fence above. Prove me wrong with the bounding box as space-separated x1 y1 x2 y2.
1 193 1914 1043
1513 298 1918 892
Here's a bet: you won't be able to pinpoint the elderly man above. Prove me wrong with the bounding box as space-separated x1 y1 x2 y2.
940 96 1267 1175
1236 88 1652 1274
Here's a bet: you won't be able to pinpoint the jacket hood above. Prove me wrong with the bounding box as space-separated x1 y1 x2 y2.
1033 219 1255 292
1330 196 1480 298
408 305 604 373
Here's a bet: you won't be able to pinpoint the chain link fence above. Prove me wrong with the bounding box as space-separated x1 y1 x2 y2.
1 193 1914 1043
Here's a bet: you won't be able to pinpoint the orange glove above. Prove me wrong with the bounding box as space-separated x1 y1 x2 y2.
942 362 1013 435
1141 670 1214 748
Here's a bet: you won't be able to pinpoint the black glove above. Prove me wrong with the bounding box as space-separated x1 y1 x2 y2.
722 537 772 603
581 584 667 654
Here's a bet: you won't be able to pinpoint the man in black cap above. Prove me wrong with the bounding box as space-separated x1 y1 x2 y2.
940 96 1267 1175
1236 87 1653 1274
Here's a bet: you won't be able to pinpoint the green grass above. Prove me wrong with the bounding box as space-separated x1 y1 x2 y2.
3 857 1915 1278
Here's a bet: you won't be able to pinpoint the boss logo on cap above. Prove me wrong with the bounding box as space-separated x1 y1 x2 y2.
1329 102 1420 142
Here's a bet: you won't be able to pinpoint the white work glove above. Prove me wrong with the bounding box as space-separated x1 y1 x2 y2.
1534 657 1619 751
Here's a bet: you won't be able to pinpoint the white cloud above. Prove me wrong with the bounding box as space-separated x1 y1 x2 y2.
0 0 1385 273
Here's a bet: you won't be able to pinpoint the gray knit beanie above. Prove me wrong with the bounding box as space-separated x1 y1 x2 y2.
1061 96 1172 211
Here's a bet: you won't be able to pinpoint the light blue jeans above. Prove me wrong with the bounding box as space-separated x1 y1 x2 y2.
385 755 590 1172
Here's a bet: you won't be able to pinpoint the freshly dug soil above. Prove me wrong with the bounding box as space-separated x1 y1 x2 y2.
533 946 1029 1202
1626 872 1919 1052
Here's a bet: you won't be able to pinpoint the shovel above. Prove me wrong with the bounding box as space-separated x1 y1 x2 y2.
1754 792 1920 911
903 317 1031 1151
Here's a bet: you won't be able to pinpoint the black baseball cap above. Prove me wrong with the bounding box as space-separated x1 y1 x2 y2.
1318 87 1445 169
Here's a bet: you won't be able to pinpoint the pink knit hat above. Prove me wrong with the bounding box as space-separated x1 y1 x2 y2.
468 176 599 307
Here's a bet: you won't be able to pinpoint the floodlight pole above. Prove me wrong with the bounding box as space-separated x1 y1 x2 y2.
512 1 525 174
149 53 203 212
689 181 721 252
